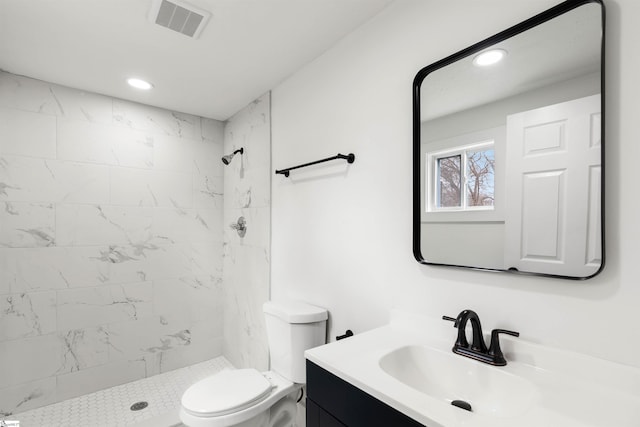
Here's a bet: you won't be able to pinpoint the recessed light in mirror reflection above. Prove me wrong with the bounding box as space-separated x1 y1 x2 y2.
473 49 507 67
127 78 154 90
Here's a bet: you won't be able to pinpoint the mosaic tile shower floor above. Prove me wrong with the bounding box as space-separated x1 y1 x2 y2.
10 357 234 427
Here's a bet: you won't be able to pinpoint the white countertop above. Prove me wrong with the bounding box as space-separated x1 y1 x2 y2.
305 310 640 427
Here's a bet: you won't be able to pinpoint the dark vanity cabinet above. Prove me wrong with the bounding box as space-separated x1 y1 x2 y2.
306 361 426 427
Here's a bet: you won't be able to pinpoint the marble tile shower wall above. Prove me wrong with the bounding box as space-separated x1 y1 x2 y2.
0 71 225 416
222 92 271 371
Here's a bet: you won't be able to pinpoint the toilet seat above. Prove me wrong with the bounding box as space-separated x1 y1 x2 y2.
180 370 300 427
182 369 274 417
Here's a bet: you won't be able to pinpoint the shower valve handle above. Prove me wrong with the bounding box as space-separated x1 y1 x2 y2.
230 216 247 237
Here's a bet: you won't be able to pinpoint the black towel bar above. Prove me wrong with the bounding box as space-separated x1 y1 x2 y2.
275 153 355 177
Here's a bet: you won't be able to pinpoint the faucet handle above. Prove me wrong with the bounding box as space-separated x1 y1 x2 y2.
442 314 469 348
488 329 520 366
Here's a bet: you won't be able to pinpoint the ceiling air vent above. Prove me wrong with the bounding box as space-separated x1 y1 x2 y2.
149 0 211 39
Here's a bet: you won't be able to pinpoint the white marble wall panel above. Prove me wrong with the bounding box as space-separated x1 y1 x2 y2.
0 244 188 294
57 118 154 168
223 246 270 369
0 378 57 417
56 359 146 402
0 254 11 294
107 316 192 364
151 208 222 244
153 276 223 323
190 242 224 278
0 247 116 293
0 71 226 412
0 334 63 389
57 282 153 330
0 248 69 293
151 208 192 244
224 244 270 293
222 92 271 371
0 202 55 248
0 291 57 341
0 73 113 124
103 245 151 284
224 95 271 173
201 117 225 143
53 246 111 287
193 140 224 222
56 119 115 164
194 139 224 175
113 99 201 140
56 204 153 246
243 133 271 172
145 243 192 280
53 161 110 204
0 156 56 202
110 130 155 169
146 320 223 375
194 174 224 210
189 208 223 244
59 327 110 373
242 167 271 208
223 169 270 210
153 134 195 172
110 167 192 208
0 107 56 159
0 156 109 204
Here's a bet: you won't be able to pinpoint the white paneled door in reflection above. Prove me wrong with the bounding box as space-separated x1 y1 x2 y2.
504 94 601 277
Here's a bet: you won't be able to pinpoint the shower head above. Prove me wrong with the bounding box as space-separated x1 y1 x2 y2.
221 147 244 165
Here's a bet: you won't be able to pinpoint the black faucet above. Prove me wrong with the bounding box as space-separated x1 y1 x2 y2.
443 310 519 366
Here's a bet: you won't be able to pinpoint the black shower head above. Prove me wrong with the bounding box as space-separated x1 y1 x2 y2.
221 147 244 165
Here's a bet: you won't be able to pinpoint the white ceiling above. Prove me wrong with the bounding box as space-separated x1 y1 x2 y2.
421 2 602 122
0 0 393 120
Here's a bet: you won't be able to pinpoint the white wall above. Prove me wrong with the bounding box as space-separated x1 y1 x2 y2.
272 0 640 368
0 72 226 415
423 71 600 144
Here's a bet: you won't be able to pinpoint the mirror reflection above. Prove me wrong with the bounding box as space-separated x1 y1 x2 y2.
414 1 604 279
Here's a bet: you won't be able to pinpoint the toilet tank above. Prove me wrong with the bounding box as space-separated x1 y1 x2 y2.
263 301 327 384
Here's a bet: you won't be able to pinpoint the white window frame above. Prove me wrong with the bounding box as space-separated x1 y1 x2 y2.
426 140 495 213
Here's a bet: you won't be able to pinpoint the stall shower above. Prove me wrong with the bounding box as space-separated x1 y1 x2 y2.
0 71 271 425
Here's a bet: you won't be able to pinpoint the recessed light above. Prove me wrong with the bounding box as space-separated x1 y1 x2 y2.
473 49 507 67
127 78 154 90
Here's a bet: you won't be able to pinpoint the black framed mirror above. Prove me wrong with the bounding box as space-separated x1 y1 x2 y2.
413 0 604 279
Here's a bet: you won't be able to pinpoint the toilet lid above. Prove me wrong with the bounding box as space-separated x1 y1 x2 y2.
181 369 274 417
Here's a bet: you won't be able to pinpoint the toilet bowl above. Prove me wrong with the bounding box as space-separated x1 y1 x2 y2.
180 301 327 427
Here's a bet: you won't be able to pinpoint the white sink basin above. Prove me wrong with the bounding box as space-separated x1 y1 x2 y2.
305 310 640 427
379 344 537 418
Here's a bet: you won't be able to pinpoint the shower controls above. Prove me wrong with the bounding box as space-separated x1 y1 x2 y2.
230 216 247 237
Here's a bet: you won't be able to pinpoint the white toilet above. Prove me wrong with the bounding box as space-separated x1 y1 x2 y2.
180 301 328 427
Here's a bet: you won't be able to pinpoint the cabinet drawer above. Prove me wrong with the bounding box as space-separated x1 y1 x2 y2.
307 398 347 427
